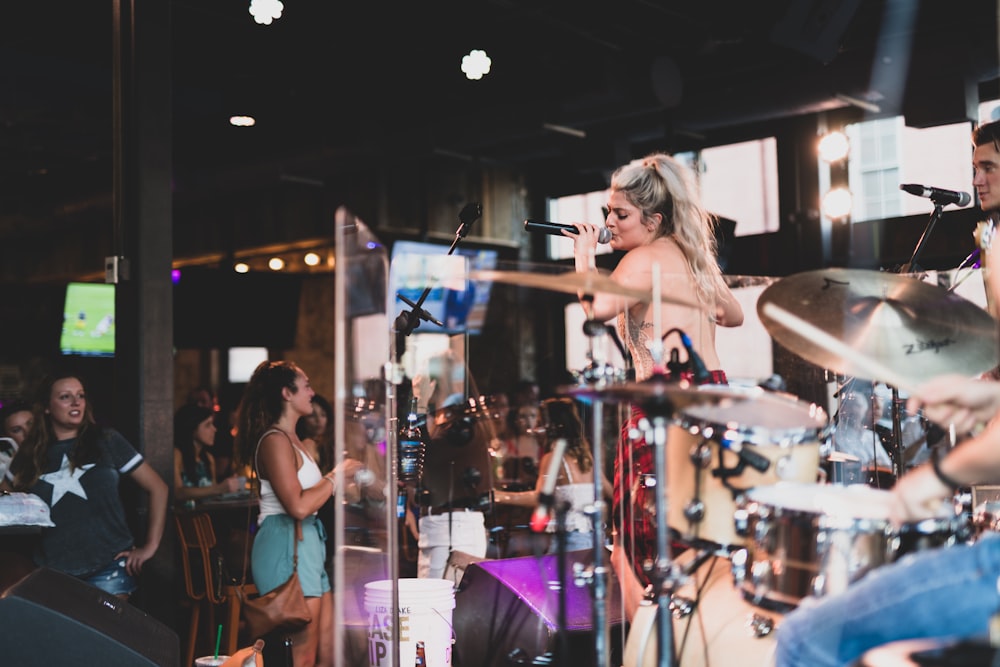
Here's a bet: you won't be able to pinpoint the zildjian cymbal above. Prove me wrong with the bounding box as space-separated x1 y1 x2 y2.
470 269 700 308
757 268 999 384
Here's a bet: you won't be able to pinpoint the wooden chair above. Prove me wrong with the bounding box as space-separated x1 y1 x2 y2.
175 512 215 667
175 512 257 665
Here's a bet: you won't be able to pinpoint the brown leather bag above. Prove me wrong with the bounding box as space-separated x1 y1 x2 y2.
240 519 312 639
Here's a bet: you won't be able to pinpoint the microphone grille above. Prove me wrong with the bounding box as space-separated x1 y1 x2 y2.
598 228 612 244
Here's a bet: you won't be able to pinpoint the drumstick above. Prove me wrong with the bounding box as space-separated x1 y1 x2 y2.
761 302 922 396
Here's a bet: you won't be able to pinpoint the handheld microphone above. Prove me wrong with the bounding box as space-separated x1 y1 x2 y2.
530 437 568 533
899 184 972 207
524 219 612 244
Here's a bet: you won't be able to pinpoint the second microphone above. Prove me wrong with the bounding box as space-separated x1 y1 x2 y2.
524 219 612 244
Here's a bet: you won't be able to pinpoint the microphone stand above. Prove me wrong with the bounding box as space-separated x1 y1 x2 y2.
554 499 571 666
388 202 481 667
392 202 483 364
900 200 945 274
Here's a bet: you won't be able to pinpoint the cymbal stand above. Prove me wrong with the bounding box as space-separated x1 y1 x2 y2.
575 295 617 667
887 386 905 478
637 407 678 667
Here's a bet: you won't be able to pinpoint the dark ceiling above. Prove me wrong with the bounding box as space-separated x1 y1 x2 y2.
2 0 998 280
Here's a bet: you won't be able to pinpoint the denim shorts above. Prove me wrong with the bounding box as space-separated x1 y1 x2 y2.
252 514 330 597
81 557 137 596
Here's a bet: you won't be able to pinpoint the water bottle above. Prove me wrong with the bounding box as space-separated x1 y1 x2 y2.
399 398 425 483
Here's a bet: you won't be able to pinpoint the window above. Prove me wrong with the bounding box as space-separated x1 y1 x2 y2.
841 117 974 223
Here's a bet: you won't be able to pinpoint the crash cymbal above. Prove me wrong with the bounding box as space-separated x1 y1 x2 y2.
471 269 700 308
758 268 1000 384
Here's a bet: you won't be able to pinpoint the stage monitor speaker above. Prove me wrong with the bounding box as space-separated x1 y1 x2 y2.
0 567 180 666
453 549 623 667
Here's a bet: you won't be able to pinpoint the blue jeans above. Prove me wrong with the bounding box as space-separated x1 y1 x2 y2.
81 557 137 597
775 534 1000 667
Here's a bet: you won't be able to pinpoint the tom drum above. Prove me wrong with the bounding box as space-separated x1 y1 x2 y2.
667 387 827 547
733 482 963 608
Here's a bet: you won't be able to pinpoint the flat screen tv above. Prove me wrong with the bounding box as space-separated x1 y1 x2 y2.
389 241 498 335
60 282 115 357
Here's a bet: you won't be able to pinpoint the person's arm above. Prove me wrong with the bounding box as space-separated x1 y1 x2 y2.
260 431 362 519
892 417 1000 523
124 461 169 575
714 282 744 327
906 374 1000 434
173 449 241 501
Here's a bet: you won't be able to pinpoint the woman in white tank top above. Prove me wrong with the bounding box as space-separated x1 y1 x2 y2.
236 361 361 667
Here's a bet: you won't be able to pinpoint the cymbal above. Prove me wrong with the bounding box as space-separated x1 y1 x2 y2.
470 269 700 308
560 377 754 415
758 268 999 384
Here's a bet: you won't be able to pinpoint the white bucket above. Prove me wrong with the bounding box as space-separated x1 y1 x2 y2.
364 578 455 667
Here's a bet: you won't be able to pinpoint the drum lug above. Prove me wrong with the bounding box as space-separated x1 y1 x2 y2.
747 612 776 638
730 547 748 586
684 499 705 524
733 506 749 537
669 595 695 619
690 442 712 468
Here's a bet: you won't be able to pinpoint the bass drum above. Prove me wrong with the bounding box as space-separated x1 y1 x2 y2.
623 549 782 667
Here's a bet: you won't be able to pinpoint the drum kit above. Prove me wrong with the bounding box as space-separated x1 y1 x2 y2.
478 266 1000 667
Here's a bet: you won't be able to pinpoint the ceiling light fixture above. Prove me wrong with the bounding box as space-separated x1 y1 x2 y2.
543 123 586 139
303 252 320 267
234 262 250 274
249 0 283 25
461 49 492 81
268 257 285 271
230 115 256 127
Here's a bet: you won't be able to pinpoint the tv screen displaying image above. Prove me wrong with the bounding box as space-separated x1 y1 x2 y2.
389 241 498 334
60 282 115 357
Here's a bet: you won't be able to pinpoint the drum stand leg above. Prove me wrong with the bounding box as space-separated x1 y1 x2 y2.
587 398 612 667
640 411 680 667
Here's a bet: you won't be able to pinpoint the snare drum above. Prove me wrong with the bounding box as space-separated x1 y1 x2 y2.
667 387 827 547
734 482 962 607
623 549 781 667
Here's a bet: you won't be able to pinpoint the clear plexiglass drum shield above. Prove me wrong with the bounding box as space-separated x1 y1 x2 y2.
332 206 395 667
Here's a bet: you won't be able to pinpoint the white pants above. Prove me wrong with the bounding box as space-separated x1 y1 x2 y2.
417 511 487 579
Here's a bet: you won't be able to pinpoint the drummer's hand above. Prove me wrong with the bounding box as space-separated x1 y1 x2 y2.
889 464 955 526
907 374 1000 433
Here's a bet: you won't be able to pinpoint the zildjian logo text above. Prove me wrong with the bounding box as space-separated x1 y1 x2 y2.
903 338 955 354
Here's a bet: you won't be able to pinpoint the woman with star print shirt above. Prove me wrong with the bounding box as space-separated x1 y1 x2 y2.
2 371 168 598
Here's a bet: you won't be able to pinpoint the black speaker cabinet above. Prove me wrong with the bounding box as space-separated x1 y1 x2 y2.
0 567 180 666
453 549 623 667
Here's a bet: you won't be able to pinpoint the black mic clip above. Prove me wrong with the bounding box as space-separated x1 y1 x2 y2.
456 202 483 239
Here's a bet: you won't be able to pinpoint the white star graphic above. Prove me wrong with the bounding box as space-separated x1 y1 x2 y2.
40 454 93 505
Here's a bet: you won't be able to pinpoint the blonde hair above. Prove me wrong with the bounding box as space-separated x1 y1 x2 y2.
610 153 728 307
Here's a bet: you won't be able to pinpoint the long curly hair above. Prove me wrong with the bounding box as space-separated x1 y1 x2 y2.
610 152 729 308
542 397 593 474
235 360 302 471
9 371 100 490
